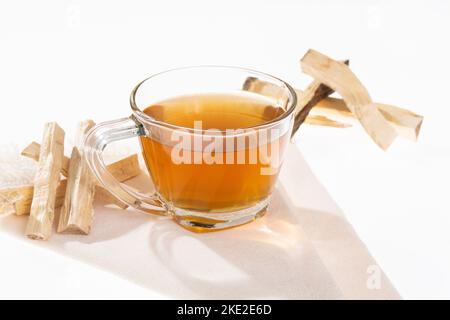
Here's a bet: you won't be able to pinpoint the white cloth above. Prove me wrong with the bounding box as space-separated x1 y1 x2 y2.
0 144 400 299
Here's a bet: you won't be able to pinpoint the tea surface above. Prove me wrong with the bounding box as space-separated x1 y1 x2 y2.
143 93 285 129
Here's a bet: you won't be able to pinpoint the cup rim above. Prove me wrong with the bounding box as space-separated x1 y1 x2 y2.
130 65 297 134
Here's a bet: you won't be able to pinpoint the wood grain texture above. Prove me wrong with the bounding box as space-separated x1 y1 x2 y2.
21 141 70 176
300 49 397 150
57 120 96 234
291 60 349 137
21 142 139 210
312 96 423 141
25 122 65 240
1 181 66 216
241 73 351 134
305 115 352 128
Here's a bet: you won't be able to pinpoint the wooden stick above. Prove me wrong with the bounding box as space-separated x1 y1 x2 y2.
21 142 138 209
312 96 423 141
242 73 421 141
21 141 70 176
305 115 352 128
294 87 422 140
300 49 397 150
0 190 23 217
17 152 139 214
291 60 349 136
1 180 67 217
57 120 96 234
22 142 140 183
4 145 139 217
242 76 285 98
94 187 127 209
105 154 141 182
1 186 31 217
294 88 422 140
242 69 351 135
25 122 65 240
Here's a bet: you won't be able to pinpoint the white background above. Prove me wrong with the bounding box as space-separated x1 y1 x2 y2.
0 0 449 299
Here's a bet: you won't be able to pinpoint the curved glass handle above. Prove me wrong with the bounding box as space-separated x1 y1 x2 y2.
84 116 167 215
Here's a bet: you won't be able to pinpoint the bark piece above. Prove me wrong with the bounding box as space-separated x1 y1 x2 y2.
0 186 33 217
305 115 352 128
242 65 350 137
291 60 349 136
0 181 66 216
95 187 128 209
25 122 65 240
19 142 141 215
243 72 421 141
300 49 397 150
242 76 286 98
312 96 423 141
57 120 96 234
21 141 70 176
21 142 138 209
22 143 140 183
105 154 141 182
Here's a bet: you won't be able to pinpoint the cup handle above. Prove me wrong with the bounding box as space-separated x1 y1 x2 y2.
84 116 167 215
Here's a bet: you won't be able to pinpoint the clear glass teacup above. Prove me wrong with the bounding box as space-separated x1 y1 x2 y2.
84 66 297 232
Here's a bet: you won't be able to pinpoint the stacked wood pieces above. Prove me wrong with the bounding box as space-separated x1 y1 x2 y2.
0 120 141 240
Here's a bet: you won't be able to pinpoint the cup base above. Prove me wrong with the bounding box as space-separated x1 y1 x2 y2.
168 197 270 233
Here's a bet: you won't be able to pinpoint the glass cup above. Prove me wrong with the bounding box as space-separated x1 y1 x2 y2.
84 66 297 232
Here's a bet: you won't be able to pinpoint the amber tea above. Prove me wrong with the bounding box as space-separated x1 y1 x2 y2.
140 93 289 212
